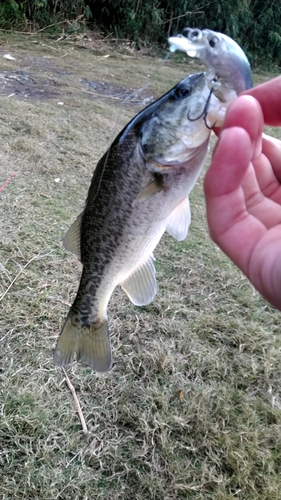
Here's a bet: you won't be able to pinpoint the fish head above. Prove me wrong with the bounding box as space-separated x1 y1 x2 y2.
140 71 212 164
168 28 252 96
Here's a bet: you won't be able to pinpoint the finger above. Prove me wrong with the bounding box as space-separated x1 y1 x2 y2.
204 126 266 274
218 96 264 159
249 227 281 310
205 184 266 275
205 126 253 198
262 135 281 185
249 144 281 206
240 159 281 228
242 76 281 126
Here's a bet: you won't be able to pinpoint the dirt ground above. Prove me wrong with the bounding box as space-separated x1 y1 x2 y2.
0 37 158 104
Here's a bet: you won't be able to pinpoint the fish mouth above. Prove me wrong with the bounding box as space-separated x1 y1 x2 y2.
188 71 206 85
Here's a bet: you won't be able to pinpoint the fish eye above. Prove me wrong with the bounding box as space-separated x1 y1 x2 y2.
209 36 218 48
175 86 191 98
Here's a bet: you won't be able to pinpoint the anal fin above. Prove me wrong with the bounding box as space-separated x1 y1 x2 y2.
120 255 157 306
166 197 191 241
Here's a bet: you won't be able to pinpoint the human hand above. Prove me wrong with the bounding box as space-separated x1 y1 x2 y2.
204 77 281 309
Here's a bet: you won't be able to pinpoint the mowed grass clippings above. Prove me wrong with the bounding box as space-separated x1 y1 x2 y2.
1 32 281 500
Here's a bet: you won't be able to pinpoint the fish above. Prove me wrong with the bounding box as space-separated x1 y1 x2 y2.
53 71 216 373
168 28 253 124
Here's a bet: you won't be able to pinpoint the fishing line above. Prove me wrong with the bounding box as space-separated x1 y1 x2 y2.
118 51 172 109
90 51 173 202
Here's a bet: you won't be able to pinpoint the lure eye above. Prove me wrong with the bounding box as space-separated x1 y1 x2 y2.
209 36 219 48
175 86 191 98
191 29 200 38
183 27 202 41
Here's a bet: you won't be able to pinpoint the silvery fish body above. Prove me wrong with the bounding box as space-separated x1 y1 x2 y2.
53 72 213 372
168 28 253 124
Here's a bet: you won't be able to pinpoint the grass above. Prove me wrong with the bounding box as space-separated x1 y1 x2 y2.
1 32 281 500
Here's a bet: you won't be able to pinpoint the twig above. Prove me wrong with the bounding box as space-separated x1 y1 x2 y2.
0 252 51 302
36 20 67 33
163 10 204 24
62 367 88 435
68 87 125 100
39 43 60 51
46 295 72 307
0 172 16 193
0 262 12 283
68 86 143 102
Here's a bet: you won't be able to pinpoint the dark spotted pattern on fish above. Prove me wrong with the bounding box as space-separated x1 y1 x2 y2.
53 72 213 372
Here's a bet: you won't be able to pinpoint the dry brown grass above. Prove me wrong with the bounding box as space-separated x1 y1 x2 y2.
1 32 281 500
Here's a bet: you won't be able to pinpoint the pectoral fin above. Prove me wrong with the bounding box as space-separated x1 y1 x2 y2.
135 179 163 204
147 161 175 174
63 213 82 260
120 255 157 306
166 197 191 241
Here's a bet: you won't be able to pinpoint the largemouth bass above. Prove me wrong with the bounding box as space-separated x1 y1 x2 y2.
168 28 253 124
53 72 216 372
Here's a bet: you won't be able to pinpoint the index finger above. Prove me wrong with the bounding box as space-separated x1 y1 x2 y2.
261 134 281 186
242 76 281 126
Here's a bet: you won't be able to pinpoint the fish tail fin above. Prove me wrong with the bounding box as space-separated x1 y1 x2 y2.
53 310 112 373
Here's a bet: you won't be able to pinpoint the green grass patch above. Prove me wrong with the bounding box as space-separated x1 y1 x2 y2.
1 32 281 500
